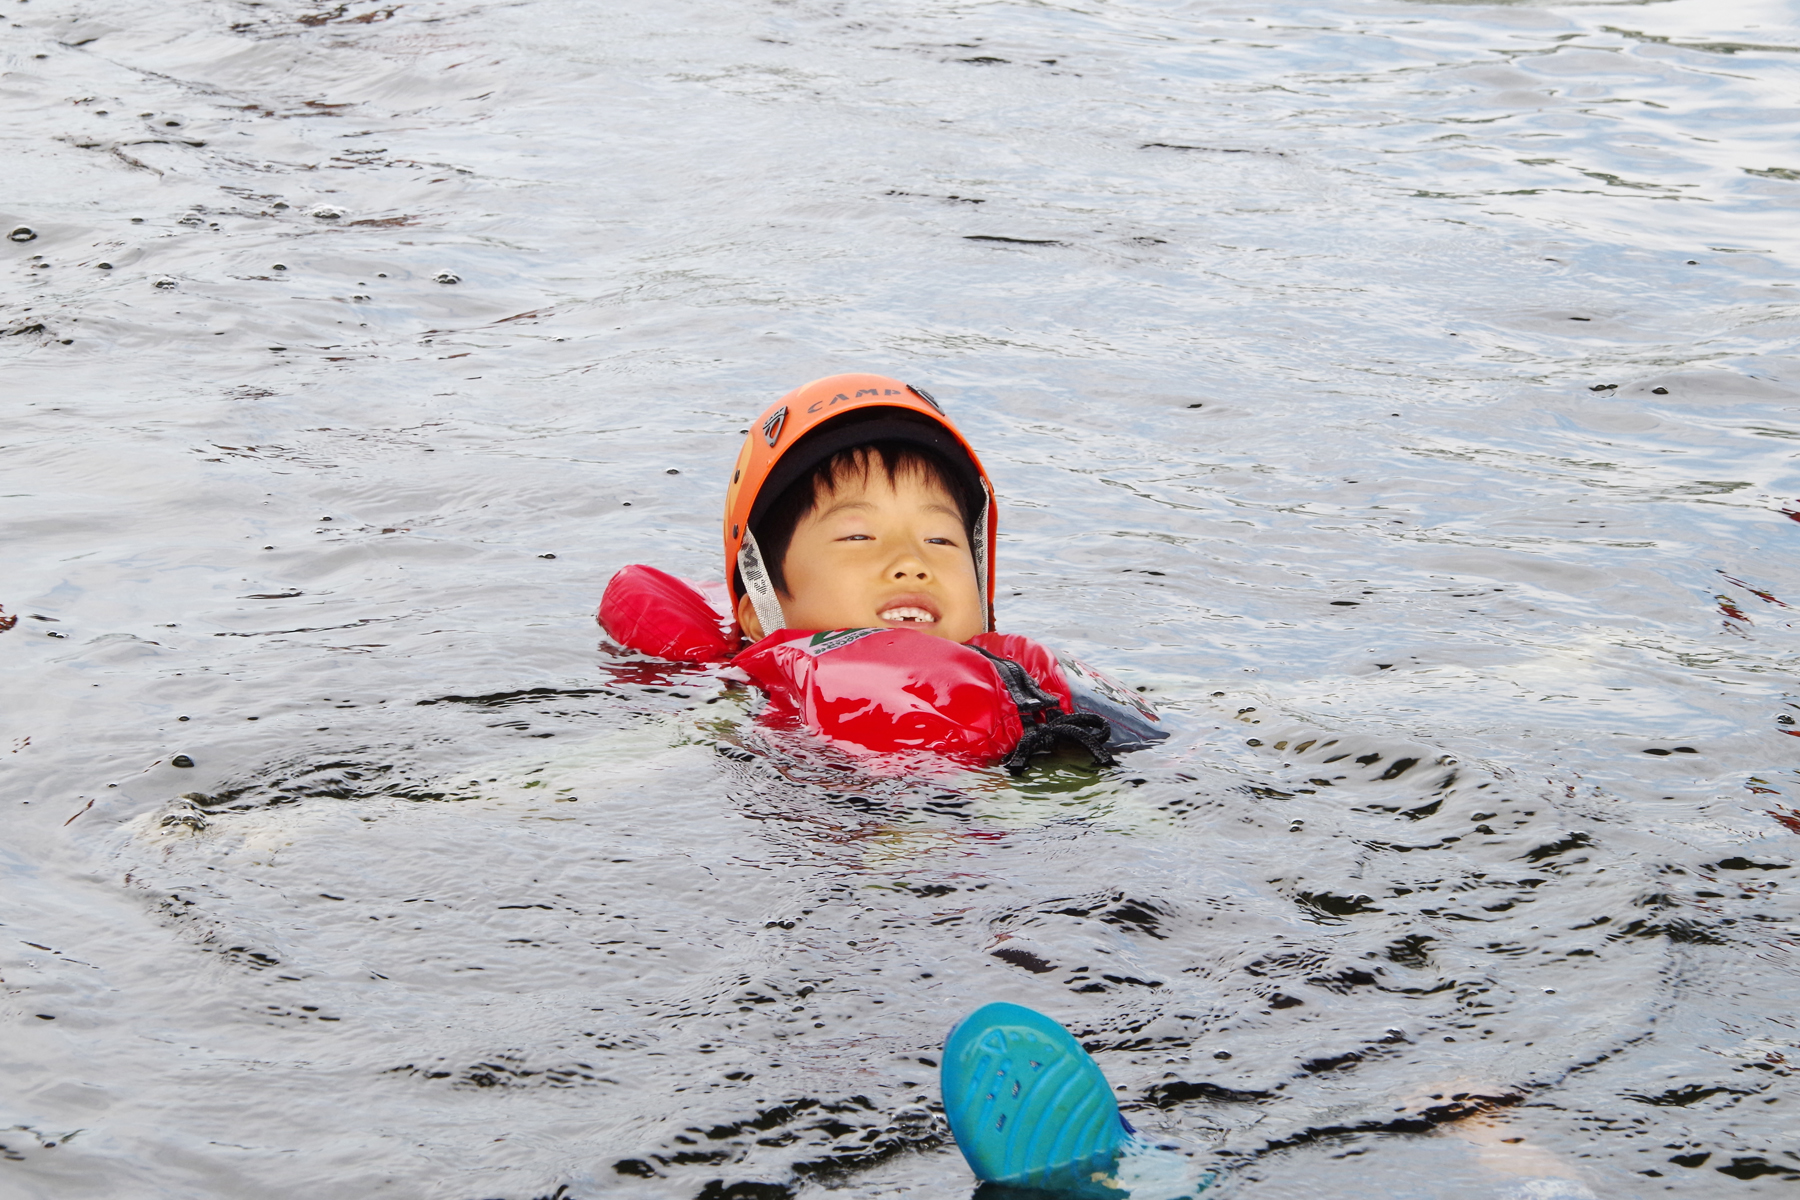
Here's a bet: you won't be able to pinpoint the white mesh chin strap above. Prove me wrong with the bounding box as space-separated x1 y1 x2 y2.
737 528 788 639
974 483 992 632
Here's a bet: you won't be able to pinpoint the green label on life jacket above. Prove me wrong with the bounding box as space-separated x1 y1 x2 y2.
802 627 882 656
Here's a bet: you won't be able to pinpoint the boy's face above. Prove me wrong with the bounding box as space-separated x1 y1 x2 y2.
738 465 984 643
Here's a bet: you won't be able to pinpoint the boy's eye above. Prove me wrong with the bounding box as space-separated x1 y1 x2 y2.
841 533 873 541
925 537 957 546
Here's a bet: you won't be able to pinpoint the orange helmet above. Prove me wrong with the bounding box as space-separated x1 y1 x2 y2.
723 373 998 637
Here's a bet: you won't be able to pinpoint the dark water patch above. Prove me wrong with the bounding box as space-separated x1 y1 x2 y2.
182 755 465 810
295 4 400 27
1623 1082 1758 1107
1241 1089 1524 1157
1140 143 1285 157
963 235 1065 246
1398 796 1441 819
617 1093 940 1190
1306 966 1379 994
1294 890 1381 919
1715 1156 1800 1181
416 685 622 709
695 1183 794 1200
1610 916 1733 946
210 944 281 970
1382 933 1436 969
1522 831 1596 864
1141 1079 1272 1108
991 944 1056 973
1705 856 1791 872
1378 757 1418 781
1299 1050 1364 1074
390 1055 616 1090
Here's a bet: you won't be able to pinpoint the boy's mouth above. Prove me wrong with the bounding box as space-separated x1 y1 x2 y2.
877 594 941 626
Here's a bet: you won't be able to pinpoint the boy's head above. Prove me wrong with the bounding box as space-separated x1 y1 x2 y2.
737 439 985 642
724 376 997 643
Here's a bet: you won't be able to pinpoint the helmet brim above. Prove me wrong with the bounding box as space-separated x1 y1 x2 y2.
746 408 987 538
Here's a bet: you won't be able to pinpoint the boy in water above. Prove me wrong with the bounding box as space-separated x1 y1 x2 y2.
699 372 1160 768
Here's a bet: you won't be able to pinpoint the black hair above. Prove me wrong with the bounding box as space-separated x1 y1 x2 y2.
754 439 981 596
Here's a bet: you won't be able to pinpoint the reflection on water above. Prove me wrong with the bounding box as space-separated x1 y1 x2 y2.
4 0 1799 1195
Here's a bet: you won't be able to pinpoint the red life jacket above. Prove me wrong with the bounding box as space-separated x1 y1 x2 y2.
597 565 1163 768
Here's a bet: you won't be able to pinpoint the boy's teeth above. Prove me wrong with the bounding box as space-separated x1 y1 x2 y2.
880 607 933 623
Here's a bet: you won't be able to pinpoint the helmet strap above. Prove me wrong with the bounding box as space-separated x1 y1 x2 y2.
974 483 993 632
737 528 788 640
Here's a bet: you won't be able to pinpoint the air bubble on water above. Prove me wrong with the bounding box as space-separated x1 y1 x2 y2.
178 213 204 226
8 226 37 243
311 206 346 220
151 276 177 289
894 1105 931 1131
96 262 113 269
433 271 460 285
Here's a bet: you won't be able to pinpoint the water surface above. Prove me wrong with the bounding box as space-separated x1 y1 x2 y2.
4 0 1799 1196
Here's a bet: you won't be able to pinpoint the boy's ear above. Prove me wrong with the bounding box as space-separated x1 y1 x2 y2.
735 593 764 642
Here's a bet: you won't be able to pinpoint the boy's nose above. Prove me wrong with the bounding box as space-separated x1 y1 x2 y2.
889 550 930 580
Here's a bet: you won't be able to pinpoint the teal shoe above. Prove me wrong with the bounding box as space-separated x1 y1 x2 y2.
941 1002 1132 1197
942 1003 1216 1198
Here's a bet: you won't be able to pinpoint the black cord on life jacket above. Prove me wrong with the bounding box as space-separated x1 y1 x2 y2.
972 648 1117 774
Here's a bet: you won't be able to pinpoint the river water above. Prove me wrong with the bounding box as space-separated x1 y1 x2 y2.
3 0 1798 1196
